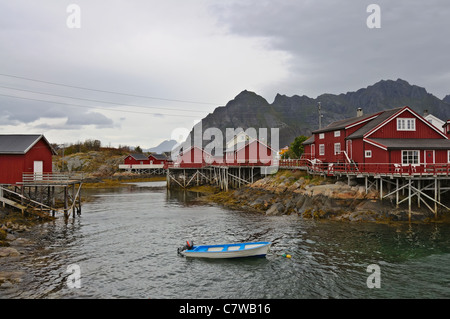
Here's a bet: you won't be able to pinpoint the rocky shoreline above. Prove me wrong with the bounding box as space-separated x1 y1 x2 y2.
0 211 37 287
203 170 445 223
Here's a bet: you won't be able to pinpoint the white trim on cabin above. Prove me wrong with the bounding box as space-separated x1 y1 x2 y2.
401 150 420 166
424 114 445 133
334 143 341 155
363 138 388 151
319 144 325 155
397 118 416 131
365 106 448 139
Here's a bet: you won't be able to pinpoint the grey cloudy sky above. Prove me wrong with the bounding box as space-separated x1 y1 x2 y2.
0 0 449 148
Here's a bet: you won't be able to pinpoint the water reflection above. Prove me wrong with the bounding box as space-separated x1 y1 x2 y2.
1 182 450 298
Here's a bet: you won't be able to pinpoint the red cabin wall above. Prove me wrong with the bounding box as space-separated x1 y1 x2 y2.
235 141 273 165
177 147 207 167
24 139 53 173
303 144 313 159
369 110 444 139
148 155 165 165
0 138 53 185
364 144 389 165
124 156 150 165
350 139 364 164
314 131 345 163
437 150 450 164
0 155 25 185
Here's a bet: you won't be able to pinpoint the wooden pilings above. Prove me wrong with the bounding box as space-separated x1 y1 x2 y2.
1 180 82 219
365 176 449 220
167 166 263 191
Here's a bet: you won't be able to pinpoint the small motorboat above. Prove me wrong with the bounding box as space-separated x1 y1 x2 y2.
177 240 271 259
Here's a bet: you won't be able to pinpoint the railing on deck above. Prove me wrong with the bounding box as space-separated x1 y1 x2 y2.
164 154 450 177
279 159 450 177
22 172 83 183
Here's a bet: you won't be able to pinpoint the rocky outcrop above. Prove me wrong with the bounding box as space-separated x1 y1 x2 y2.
0 247 20 257
206 171 436 222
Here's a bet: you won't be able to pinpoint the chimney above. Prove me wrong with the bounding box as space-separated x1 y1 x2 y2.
423 109 429 117
357 108 363 117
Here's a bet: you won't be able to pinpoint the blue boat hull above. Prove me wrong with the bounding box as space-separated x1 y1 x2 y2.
183 241 271 259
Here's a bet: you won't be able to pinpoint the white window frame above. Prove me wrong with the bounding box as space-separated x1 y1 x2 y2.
319 144 325 156
334 143 341 155
334 130 340 137
401 150 420 166
319 133 325 139
397 118 416 131
365 150 372 158
448 150 450 163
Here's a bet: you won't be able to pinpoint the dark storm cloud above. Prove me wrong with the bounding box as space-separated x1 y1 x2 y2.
211 0 450 98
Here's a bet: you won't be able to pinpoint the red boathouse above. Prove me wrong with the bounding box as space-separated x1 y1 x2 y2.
0 134 56 185
123 153 151 165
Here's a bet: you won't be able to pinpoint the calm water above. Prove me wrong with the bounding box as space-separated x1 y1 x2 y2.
1 181 450 299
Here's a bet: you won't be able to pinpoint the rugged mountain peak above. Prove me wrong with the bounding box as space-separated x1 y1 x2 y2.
443 95 450 104
191 79 450 148
225 90 270 108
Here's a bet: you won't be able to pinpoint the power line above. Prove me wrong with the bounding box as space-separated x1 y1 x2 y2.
0 73 221 105
0 84 207 113
0 93 205 118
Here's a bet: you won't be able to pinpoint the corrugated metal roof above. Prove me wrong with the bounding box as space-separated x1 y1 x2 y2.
312 110 383 134
128 153 149 161
303 135 314 145
347 107 404 139
149 153 168 160
0 134 52 154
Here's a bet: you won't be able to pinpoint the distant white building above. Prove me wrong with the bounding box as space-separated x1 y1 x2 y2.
424 112 445 133
225 131 256 150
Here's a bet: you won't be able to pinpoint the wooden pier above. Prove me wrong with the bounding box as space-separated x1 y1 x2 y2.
118 164 166 175
279 159 450 220
0 172 82 219
166 165 272 191
167 159 449 221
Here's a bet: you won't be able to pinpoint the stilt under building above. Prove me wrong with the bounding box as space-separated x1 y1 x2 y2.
0 172 82 219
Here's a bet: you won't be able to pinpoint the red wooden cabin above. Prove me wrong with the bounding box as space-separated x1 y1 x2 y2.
0 134 56 185
148 153 168 165
123 153 150 165
303 106 450 174
225 139 275 166
173 146 214 168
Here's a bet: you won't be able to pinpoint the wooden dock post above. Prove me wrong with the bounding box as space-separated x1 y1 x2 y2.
434 178 438 218
64 185 69 218
72 184 76 218
408 178 412 221
396 178 399 208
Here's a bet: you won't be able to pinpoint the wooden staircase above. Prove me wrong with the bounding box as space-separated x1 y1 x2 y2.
0 186 59 218
0 196 27 213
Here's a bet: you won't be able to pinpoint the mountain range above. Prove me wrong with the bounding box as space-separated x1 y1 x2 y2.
190 79 450 148
144 139 177 153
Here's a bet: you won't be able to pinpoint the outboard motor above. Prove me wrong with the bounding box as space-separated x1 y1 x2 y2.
177 240 194 256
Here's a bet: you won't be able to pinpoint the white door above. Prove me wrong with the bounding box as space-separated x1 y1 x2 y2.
33 161 43 180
